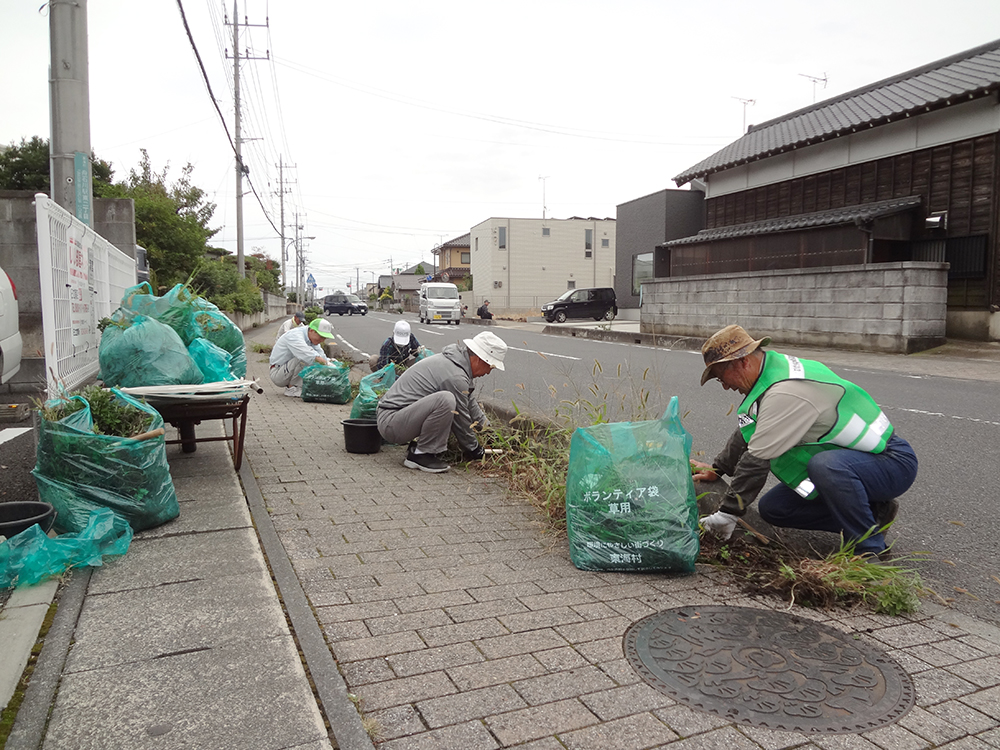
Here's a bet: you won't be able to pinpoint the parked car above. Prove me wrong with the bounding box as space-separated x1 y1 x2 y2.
324 292 368 316
0 266 22 383
541 287 617 323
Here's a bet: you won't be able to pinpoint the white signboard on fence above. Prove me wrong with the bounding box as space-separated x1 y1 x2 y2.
35 193 136 398
67 228 97 350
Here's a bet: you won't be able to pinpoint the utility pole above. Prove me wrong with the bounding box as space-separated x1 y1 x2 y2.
49 0 92 226
276 156 295 295
293 214 300 305
226 2 267 277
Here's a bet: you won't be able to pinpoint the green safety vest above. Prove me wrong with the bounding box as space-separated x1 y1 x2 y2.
738 352 893 499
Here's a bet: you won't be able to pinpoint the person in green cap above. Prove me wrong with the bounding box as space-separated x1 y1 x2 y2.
269 318 335 398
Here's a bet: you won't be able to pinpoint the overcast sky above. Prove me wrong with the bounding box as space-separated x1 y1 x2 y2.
3 1 1000 293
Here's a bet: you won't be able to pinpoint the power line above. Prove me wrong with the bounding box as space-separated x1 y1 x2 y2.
174 0 280 237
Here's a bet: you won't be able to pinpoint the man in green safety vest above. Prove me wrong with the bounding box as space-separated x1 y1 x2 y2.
691 325 918 557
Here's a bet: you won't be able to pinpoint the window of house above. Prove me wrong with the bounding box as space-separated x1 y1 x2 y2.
499 226 507 250
567 280 576 289
461 252 470 264
585 229 593 250
475 237 478 252
542 227 550 236
632 252 654 296
601 238 609 248
585 250 592 258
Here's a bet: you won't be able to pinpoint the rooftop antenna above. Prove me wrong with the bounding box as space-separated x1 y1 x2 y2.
538 175 549 219
798 72 828 103
732 97 755 134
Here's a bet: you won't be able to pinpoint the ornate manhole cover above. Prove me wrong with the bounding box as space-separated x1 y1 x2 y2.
624 606 914 734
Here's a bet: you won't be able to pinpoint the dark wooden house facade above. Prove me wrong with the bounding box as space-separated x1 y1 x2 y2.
667 39 1000 339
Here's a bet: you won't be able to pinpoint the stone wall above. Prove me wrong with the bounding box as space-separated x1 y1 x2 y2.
640 262 948 354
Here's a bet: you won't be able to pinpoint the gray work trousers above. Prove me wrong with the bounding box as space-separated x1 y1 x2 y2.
269 358 307 388
377 391 457 454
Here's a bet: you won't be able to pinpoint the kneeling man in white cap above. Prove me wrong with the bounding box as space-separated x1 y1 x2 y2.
376 331 506 473
369 319 423 371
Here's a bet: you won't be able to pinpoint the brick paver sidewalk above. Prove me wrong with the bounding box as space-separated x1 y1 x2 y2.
242 326 1000 750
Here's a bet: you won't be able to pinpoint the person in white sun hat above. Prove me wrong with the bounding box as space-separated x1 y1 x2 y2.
376 330 507 473
369 319 423 371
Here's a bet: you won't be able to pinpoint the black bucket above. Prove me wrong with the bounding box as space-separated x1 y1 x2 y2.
342 418 382 454
0 501 57 538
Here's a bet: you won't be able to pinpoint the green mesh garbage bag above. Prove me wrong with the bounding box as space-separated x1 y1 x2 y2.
565 396 699 573
99 314 205 387
119 282 204 344
0 508 133 588
350 364 397 419
300 361 351 404
32 390 180 533
415 347 433 361
189 309 247 378
188 337 235 382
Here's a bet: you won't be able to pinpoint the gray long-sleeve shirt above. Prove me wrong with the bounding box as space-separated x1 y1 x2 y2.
376 342 487 452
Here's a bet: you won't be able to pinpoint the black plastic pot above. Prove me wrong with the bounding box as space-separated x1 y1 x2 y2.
342 418 381 454
0 501 57 539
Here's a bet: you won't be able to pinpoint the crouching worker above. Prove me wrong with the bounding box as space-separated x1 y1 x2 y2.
269 318 335 398
369 320 422 371
692 324 917 557
376 331 507 473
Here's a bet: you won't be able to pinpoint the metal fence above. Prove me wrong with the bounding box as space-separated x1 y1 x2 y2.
35 193 136 398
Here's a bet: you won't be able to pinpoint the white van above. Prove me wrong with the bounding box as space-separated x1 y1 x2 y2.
418 282 461 325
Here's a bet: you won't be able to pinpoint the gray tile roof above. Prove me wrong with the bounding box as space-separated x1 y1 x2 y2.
662 196 922 246
674 38 1000 186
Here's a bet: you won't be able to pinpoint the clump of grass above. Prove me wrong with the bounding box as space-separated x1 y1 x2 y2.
37 385 153 437
698 528 925 615
250 342 272 354
459 411 572 528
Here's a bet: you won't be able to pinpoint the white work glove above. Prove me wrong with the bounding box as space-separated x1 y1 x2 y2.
701 511 740 540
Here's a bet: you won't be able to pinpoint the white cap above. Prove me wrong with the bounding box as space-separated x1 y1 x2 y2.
393 320 411 346
464 331 507 371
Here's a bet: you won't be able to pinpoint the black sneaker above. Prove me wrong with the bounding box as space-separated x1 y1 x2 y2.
874 498 899 529
403 449 449 473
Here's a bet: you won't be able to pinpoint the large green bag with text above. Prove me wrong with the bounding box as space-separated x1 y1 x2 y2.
565 396 699 573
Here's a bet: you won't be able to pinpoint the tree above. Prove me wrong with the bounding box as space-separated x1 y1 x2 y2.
101 149 218 289
0 135 114 194
416 263 425 275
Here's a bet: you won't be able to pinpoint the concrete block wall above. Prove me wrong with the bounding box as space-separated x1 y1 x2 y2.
640 262 948 353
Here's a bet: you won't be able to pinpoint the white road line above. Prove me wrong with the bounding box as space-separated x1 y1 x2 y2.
0 427 31 446
415 327 446 336
886 406 1000 428
508 346 581 361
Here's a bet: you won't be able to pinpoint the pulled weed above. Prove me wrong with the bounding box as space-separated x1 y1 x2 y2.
698 528 925 615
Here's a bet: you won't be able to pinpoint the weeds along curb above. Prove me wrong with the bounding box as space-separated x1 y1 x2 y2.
6 568 91 750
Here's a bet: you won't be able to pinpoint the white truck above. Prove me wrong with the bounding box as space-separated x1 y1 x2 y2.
418 282 462 325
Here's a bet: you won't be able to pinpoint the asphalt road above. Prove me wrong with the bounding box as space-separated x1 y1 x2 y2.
331 311 1000 626
0 425 38 507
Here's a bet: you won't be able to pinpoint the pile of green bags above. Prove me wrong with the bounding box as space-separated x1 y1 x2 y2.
98 282 246 387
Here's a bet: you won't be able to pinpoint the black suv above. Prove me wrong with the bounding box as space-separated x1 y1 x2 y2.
324 292 368 316
541 287 617 323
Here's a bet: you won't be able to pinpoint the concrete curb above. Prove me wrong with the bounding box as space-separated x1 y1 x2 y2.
240 457 375 750
6 569 90 750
